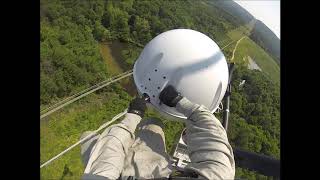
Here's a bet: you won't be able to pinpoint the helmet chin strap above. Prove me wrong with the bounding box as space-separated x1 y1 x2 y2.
142 93 150 102
215 102 224 114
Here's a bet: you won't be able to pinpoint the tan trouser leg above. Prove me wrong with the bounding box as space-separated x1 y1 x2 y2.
120 118 172 179
135 117 167 153
79 131 100 166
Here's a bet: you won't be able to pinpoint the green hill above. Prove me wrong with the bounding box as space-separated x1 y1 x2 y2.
250 20 280 65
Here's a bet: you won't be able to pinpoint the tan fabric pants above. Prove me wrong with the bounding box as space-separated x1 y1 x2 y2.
80 118 172 179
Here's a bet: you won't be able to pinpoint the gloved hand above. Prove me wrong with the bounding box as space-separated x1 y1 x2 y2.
159 85 183 107
128 97 147 118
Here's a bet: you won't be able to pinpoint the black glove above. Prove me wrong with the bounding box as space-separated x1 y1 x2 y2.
159 85 183 107
128 97 147 117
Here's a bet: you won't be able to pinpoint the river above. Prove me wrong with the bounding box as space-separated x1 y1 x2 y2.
99 41 137 96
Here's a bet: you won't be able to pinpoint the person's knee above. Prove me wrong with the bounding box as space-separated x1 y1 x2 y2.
139 117 165 129
136 118 167 153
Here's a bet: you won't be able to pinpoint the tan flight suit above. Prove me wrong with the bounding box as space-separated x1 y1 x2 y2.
81 97 235 180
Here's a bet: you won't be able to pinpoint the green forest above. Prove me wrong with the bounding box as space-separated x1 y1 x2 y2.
40 0 280 179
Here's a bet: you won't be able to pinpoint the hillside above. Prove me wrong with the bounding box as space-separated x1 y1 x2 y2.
250 20 281 64
209 0 255 26
208 1 280 65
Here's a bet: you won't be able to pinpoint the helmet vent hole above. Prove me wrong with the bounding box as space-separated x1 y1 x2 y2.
155 69 158 72
157 87 160 90
152 95 155 98
145 87 147 90
163 76 166 79
148 78 151 81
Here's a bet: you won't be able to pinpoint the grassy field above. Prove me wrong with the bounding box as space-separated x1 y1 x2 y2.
233 37 280 84
219 23 280 84
41 90 129 179
220 21 252 61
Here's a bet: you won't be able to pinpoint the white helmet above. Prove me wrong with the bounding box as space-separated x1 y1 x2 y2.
133 29 229 121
